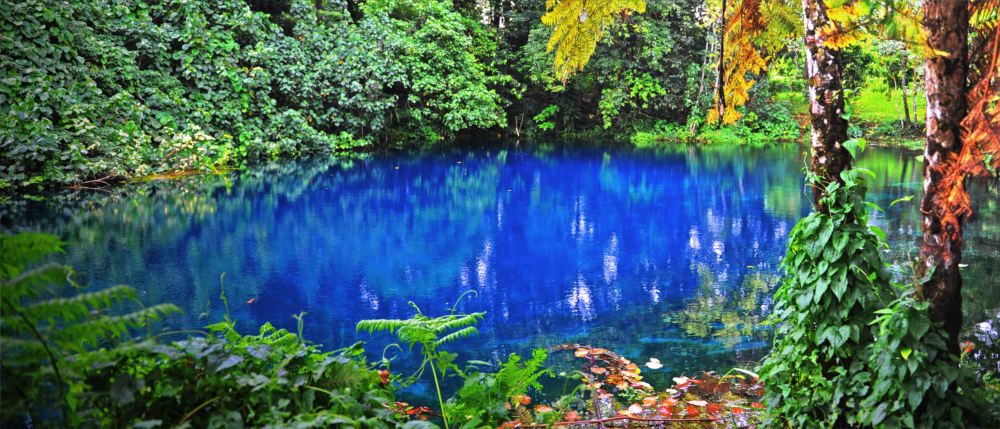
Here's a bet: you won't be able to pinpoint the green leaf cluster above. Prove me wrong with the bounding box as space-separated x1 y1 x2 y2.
759 165 895 427
445 349 554 427
1 0 508 195
759 163 990 427
78 326 408 428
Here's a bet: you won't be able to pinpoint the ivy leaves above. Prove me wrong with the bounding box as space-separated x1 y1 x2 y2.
760 164 892 427
760 157 990 427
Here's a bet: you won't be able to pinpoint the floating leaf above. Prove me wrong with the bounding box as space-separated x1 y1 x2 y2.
687 399 708 407
574 348 589 357
642 396 658 407
657 406 673 417
707 403 722 414
686 404 699 416
644 357 663 369
517 394 531 405
628 403 643 414
534 405 554 413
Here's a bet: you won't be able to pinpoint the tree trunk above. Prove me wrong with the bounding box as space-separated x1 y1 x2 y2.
716 0 727 127
802 0 851 212
917 0 969 354
902 52 912 125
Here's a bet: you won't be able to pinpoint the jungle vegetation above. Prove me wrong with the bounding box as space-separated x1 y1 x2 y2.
1 0 1000 427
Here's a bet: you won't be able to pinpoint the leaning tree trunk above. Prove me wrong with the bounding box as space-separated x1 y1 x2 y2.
803 0 851 211
917 0 969 354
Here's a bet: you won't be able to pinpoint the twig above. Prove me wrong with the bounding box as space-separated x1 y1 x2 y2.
79 174 119 185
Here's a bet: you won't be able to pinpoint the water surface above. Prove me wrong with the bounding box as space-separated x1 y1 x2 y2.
3 142 997 389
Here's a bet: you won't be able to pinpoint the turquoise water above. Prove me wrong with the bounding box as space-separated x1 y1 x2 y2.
3 143 997 391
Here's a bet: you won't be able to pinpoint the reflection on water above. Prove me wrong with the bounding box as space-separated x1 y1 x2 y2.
1 142 997 381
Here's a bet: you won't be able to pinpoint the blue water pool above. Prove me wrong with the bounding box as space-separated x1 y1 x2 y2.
4 142 998 394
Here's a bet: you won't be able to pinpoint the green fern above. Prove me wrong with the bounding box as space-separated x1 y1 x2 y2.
357 298 485 429
0 233 181 427
445 348 554 427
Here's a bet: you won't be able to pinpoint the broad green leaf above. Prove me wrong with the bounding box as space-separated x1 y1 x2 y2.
900 348 912 360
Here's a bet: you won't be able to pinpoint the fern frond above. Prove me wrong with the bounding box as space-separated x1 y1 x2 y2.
51 304 182 352
0 233 65 279
1 263 70 304
26 285 138 326
355 318 414 335
429 312 486 334
541 0 647 81
434 326 479 347
397 326 435 350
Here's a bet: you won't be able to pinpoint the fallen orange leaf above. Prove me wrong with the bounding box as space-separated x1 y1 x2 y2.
517 395 531 405
686 405 699 416
642 396 658 407
706 403 722 414
246 298 256 304
564 410 581 421
574 348 589 358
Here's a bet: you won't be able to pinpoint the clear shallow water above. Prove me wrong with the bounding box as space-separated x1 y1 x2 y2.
3 142 998 391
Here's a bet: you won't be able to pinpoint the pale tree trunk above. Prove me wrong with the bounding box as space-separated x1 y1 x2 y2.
902 52 912 125
803 0 851 211
917 0 968 354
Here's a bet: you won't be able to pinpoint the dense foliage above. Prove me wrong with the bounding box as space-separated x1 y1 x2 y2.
0 0 507 194
759 145 989 427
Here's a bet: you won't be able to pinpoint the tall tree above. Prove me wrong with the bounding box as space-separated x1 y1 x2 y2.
802 0 851 210
915 0 969 353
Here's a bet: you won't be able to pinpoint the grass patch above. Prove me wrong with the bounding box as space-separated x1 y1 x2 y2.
850 86 925 126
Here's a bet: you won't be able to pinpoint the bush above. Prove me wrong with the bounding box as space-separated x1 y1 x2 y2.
1 0 508 195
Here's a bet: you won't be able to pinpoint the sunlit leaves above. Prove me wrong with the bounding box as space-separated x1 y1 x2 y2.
822 0 938 56
707 0 799 125
541 0 647 81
